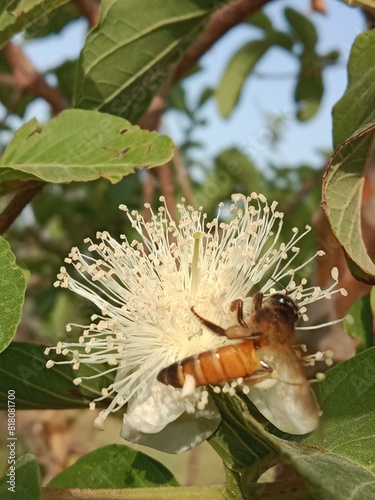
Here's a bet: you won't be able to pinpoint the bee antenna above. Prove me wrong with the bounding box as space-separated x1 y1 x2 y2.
269 276 287 292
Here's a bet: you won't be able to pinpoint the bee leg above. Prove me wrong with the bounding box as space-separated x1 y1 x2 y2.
191 307 227 336
230 299 248 328
252 292 264 312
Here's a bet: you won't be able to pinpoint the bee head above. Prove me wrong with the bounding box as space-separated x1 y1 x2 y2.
266 293 299 325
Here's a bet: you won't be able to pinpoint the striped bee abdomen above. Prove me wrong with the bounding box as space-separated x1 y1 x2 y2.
157 340 261 388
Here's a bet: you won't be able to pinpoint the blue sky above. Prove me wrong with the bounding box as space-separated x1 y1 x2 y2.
166 0 364 170
17 0 364 172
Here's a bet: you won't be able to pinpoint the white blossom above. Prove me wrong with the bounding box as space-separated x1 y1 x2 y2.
45 193 346 453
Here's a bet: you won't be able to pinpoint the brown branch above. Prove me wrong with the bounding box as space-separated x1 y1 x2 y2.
158 163 176 219
172 146 195 207
142 170 156 223
311 0 326 13
139 0 271 209
3 43 66 115
0 44 65 231
0 181 44 234
139 0 272 132
74 0 100 27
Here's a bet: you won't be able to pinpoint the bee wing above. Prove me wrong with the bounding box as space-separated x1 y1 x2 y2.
247 347 320 435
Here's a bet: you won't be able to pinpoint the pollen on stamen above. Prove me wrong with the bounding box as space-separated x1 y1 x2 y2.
73 377 82 385
46 359 54 369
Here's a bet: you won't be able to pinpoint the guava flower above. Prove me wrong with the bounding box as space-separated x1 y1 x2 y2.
45 193 346 453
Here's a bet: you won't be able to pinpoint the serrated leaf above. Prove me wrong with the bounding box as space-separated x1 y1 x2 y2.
322 31 375 284
0 454 41 500
0 237 26 353
74 0 223 123
0 109 175 184
284 7 318 51
344 294 374 353
48 444 179 488
0 0 69 49
0 342 115 410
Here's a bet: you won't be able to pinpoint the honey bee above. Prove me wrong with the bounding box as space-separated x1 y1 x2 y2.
157 292 320 434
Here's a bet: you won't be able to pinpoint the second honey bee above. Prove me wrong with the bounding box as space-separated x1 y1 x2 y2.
157 292 320 434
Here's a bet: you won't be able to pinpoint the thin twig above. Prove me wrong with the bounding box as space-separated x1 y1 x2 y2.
4 43 66 115
158 163 176 220
311 0 326 13
172 147 195 207
0 181 44 234
139 0 272 131
74 0 100 26
139 0 271 208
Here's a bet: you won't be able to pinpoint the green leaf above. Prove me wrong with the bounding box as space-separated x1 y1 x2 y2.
0 237 26 353
322 31 375 284
275 348 375 498
24 2 80 40
332 31 375 149
74 0 223 123
246 11 273 32
216 40 270 119
295 55 324 121
0 454 41 500
305 348 375 471
0 342 114 410
276 442 375 500
48 59 77 105
167 84 191 115
340 0 375 8
198 86 214 107
216 32 292 118
284 7 318 51
208 391 277 472
0 0 69 49
344 294 374 353
215 148 262 194
0 109 175 184
208 350 375 498
48 444 179 488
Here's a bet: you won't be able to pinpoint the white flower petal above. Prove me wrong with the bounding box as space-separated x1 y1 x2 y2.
120 385 220 453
